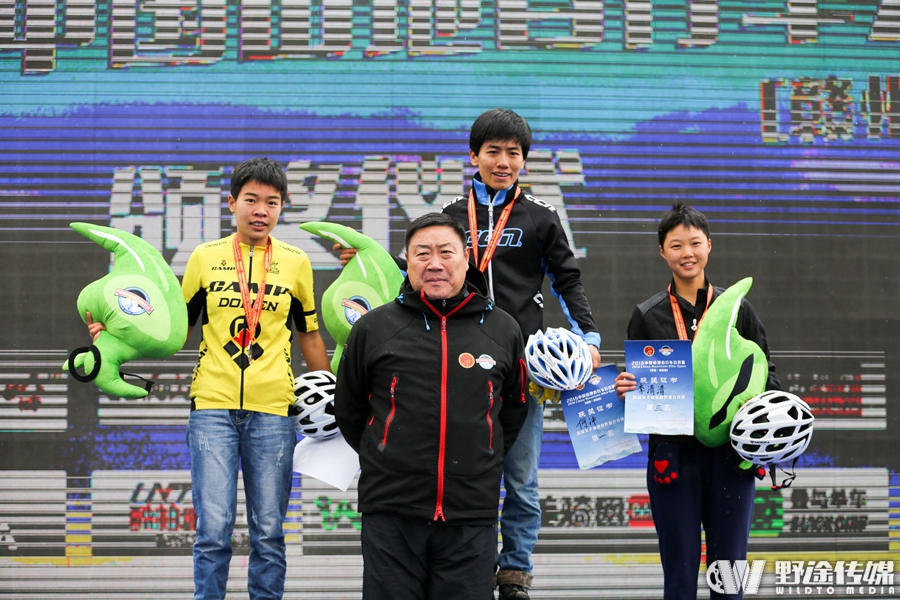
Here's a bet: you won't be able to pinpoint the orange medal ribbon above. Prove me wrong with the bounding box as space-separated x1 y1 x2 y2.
232 236 273 362
668 284 713 342
467 187 521 272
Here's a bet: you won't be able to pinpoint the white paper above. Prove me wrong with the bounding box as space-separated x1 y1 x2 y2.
292 434 360 492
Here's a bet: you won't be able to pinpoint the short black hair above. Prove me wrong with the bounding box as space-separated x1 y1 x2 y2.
658 201 710 246
469 108 533 159
405 212 468 251
230 157 288 202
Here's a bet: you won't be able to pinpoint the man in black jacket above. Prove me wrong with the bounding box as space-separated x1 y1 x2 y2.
336 109 601 600
335 212 529 600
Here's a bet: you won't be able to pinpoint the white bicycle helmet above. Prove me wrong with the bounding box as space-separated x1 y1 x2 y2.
524 327 593 391
730 390 814 465
292 370 340 439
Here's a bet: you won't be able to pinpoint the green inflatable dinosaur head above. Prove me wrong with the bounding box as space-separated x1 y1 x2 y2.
299 222 405 372
63 223 188 399
693 277 768 448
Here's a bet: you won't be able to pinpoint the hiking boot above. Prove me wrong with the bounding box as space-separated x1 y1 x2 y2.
498 583 531 600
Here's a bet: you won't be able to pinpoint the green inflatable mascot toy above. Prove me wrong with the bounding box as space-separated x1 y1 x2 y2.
692 277 768 450
299 222 405 373
64 223 188 399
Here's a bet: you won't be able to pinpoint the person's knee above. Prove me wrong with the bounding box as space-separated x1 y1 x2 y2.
196 504 234 536
502 455 540 492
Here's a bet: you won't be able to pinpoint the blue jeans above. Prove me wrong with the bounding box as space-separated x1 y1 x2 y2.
187 409 296 600
497 399 543 575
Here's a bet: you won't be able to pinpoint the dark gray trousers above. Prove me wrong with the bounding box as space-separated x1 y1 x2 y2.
361 512 496 600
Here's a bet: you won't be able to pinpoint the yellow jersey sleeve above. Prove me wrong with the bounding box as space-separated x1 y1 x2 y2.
290 248 318 333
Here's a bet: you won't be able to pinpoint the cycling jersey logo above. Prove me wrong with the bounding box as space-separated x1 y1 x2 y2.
466 228 524 248
224 317 263 370
116 287 153 316
533 291 544 309
342 297 371 325
525 195 556 212
459 353 475 368
476 354 496 370
268 262 280 275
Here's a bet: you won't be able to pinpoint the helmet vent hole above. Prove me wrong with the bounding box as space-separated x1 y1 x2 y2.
774 426 793 439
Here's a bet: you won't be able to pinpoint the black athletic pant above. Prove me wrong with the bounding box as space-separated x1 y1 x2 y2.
360 512 496 600
648 441 757 600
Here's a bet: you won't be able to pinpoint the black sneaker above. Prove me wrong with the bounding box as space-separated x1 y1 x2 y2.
499 583 530 600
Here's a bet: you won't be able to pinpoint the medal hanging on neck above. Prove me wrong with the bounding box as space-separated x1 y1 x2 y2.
467 187 521 272
232 236 273 363
668 284 713 341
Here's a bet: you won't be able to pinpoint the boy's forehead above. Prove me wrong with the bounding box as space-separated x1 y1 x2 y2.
238 179 282 200
483 138 522 151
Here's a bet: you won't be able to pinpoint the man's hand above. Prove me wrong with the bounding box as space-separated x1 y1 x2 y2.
332 243 358 266
614 372 636 401
588 345 601 370
86 311 105 343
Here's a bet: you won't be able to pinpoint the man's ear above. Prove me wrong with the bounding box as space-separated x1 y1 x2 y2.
465 246 471 262
228 194 236 214
469 149 478 166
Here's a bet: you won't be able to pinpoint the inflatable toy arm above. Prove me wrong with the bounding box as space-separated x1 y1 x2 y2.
299 222 405 374
63 223 188 399
692 277 769 448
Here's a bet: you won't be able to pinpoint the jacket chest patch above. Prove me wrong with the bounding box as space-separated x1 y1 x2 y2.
459 353 475 368
476 354 496 370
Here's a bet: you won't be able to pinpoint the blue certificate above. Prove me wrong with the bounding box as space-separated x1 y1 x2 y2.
623 340 694 435
559 365 643 469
